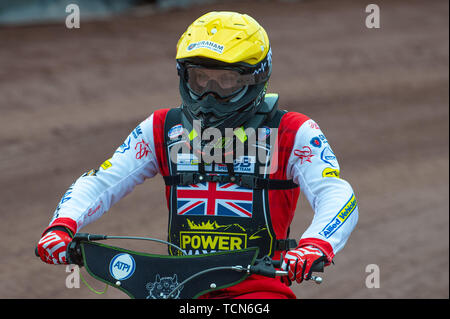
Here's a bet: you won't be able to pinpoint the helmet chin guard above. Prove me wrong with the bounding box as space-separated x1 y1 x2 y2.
179 77 267 133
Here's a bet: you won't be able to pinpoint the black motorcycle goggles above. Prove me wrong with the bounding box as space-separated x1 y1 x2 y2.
186 66 262 99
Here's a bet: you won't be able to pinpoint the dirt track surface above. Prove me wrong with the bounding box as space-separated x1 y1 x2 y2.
0 0 448 299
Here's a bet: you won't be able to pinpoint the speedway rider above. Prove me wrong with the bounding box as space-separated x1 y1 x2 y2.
37 11 358 299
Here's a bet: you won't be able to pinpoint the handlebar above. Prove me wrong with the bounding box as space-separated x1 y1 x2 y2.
236 255 324 284
35 232 325 298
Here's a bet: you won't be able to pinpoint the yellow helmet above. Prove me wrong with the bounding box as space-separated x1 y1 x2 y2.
176 11 272 133
176 11 270 65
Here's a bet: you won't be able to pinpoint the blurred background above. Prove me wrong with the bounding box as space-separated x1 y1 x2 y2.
0 0 448 299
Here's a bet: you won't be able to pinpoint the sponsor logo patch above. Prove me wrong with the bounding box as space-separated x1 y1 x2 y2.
258 126 272 141
310 137 322 148
132 125 142 139
294 146 314 164
100 159 112 170
145 274 182 299
322 167 340 178
320 146 338 167
168 124 184 140
307 120 320 130
176 154 255 174
319 194 357 238
82 169 98 177
310 134 328 148
180 231 247 253
135 139 151 160
115 137 131 154
187 40 224 54
215 156 255 174
178 219 248 255
109 253 136 281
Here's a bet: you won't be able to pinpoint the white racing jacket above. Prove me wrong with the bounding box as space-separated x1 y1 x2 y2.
46 108 358 264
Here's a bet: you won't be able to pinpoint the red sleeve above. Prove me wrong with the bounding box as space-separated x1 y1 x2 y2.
152 108 170 176
152 108 171 209
268 112 310 249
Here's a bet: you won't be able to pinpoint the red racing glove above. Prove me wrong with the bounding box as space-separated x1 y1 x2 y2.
281 245 328 285
37 227 73 265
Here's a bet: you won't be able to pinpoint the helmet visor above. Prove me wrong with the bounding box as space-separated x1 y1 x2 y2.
186 66 258 98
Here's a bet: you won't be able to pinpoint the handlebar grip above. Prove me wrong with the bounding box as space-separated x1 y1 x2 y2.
35 242 83 266
248 265 276 278
272 259 282 268
311 260 325 273
274 258 324 284
272 259 324 273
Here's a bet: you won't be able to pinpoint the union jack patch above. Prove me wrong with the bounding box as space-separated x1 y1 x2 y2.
177 182 253 218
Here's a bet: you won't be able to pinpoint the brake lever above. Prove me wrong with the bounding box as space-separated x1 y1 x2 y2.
232 256 323 284
66 238 84 266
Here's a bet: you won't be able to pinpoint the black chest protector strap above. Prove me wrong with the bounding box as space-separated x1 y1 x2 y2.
163 173 298 190
274 239 298 251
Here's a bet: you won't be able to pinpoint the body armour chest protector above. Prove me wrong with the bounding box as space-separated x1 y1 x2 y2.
162 95 298 258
